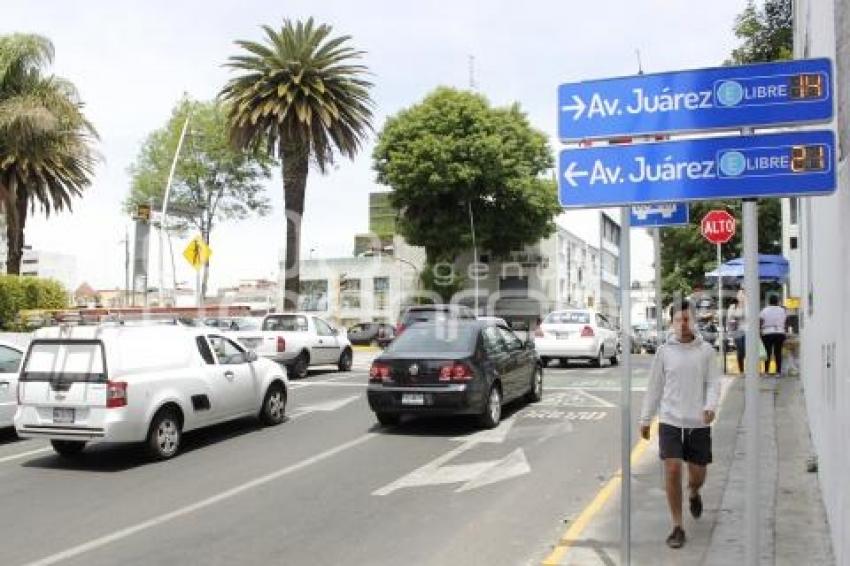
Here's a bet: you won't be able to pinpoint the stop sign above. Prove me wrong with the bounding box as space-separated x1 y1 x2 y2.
701 210 736 244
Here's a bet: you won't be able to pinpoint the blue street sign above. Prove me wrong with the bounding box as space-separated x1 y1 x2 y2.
630 203 689 228
558 130 835 208
558 59 833 141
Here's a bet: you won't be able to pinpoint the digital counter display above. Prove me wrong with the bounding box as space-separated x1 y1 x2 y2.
791 145 826 172
790 74 824 99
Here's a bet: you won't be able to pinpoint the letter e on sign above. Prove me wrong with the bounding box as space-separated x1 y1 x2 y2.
701 210 736 244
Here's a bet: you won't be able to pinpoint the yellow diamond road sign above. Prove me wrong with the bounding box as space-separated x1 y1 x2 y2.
183 235 211 271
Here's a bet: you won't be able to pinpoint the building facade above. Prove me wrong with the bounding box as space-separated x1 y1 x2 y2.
783 2 850 562
1 245 77 293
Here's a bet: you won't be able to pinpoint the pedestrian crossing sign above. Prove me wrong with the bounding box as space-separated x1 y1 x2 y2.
183 235 211 271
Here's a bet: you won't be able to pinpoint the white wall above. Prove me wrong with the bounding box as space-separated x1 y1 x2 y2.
793 1 850 563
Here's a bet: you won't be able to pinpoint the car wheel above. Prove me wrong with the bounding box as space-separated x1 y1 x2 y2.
610 352 619 365
526 366 543 403
146 408 182 460
337 348 353 372
591 349 604 368
376 412 400 427
540 357 550 368
478 384 502 429
260 382 286 425
50 440 85 458
288 353 309 380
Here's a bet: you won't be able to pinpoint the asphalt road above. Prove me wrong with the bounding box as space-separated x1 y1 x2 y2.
0 351 654 566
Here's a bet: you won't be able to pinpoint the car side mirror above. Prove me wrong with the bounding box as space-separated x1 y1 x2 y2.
524 339 535 350
245 350 258 363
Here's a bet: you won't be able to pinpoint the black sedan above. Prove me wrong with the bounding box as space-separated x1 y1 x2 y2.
348 322 395 347
367 320 543 429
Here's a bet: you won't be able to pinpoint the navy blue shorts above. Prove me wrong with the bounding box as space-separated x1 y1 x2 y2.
658 423 712 465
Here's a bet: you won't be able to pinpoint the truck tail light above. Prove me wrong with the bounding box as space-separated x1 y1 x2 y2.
106 381 128 408
277 337 286 352
581 326 595 338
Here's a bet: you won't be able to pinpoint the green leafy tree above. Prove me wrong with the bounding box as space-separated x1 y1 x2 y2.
0 33 97 274
373 87 561 293
126 97 274 299
220 18 374 310
662 0 791 299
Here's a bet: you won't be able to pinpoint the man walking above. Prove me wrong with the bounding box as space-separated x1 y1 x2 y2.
760 295 787 375
640 300 722 549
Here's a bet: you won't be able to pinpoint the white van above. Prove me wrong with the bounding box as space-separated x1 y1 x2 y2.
14 324 289 459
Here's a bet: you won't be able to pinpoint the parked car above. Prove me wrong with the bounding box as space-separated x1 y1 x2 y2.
15 324 289 459
534 309 620 367
396 304 477 336
204 317 263 332
367 320 542 428
697 321 719 348
477 316 509 327
347 322 395 347
233 313 353 379
0 340 24 429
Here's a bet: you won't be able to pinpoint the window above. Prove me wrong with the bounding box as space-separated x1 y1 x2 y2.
790 236 798 250
0 345 22 373
263 315 308 332
340 278 362 309
544 311 591 324
596 314 607 329
196 337 215 365
299 280 328 312
314 318 335 337
499 276 529 297
373 277 390 291
208 336 247 365
482 327 508 356
374 277 390 310
789 198 799 225
497 327 523 352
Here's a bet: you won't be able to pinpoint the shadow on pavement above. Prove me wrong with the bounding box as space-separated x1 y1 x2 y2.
0 428 24 446
369 401 527 438
20 416 270 473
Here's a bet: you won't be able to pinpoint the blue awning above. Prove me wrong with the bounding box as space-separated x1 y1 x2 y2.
705 254 789 282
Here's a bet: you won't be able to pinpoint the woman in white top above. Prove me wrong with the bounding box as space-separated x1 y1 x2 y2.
760 295 787 375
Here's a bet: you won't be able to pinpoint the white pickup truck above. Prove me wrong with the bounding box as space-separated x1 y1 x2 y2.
233 313 353 379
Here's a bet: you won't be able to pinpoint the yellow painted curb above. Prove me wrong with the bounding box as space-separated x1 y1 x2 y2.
542 419 660 566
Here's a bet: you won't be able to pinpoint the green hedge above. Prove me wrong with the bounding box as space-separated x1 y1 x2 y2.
0 275 69 330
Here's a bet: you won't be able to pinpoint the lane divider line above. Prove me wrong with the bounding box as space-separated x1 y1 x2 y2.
23 433 376 566
0 446 52 465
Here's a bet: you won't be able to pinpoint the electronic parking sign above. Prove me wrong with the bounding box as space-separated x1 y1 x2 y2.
558 58 833 142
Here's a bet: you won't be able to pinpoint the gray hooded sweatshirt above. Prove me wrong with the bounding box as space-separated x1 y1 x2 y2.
639 333 722 429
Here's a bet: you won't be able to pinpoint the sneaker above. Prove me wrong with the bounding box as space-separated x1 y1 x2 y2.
666 526 686 549
689 492 703 519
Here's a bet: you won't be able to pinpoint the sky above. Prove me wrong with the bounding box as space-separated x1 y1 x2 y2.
3 0 746 293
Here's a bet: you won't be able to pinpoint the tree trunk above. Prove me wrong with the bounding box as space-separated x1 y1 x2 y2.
4 180 27 276
281 143 309 311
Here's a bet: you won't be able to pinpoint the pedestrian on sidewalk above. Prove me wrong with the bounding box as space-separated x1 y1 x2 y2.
727 288 747 373
760 295 787 376
639 300 723 550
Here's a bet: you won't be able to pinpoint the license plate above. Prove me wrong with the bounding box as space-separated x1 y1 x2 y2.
53 407 75 424
401 393 425 406
557 332 573 340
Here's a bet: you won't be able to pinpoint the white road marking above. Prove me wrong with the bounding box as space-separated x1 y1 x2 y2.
293 381 367 388
290 395 361 417
23 433 377 566
0 446 52 464
538 389 617 408
373 415 529 495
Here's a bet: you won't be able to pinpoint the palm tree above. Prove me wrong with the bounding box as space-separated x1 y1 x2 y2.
0 33 98 274
220 18 373 310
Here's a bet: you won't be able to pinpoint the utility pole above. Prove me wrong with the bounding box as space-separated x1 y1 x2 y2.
124 227 130 307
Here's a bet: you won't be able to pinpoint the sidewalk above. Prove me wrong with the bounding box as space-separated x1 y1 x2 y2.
543 374 834 565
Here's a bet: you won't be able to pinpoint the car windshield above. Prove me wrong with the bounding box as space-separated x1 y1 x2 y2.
402 308 456 326
386 324 477 354
236 318 261 331
544 311 591 324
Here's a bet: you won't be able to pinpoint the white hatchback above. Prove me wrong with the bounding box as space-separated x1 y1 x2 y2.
15 323 289 459
534 310 620 367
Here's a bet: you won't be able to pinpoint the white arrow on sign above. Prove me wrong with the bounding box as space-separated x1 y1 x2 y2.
561 94 587 120
373 415 530 495
563 161 589 188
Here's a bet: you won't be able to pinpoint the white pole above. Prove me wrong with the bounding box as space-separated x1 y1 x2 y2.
743 194 760 565
654 228 664 344
468 201 479 315
619 207 632 565
159 109 192 306
717 243 725 373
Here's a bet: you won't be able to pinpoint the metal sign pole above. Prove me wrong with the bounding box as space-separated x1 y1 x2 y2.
654 228 664 344
742 130 760 564
717 243 725 373
619 207 632 565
